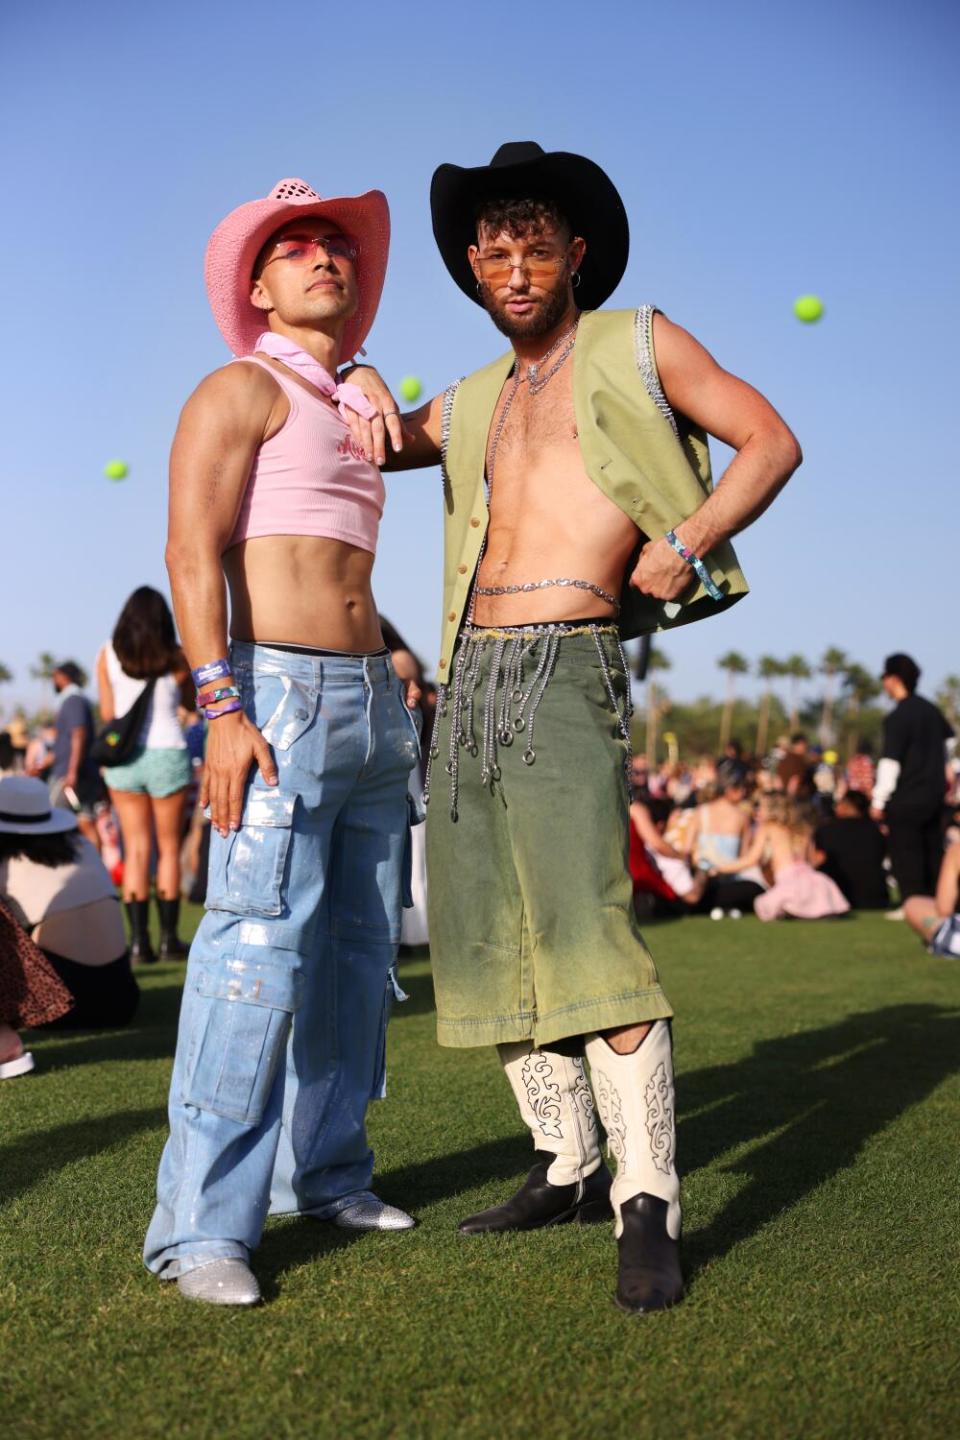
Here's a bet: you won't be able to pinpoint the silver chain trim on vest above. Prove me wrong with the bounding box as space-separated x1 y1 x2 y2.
633 305 679 437
439 378 464 494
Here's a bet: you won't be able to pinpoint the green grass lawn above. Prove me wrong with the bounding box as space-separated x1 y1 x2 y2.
2 909 959 1439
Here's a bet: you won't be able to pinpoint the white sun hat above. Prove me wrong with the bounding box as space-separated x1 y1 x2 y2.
0 776 78 835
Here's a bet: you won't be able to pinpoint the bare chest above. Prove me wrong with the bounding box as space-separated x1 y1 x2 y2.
484 366 579 485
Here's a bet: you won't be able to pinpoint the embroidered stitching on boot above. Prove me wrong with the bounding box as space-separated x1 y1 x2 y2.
521 1053 563 1140
644 1061 675 1174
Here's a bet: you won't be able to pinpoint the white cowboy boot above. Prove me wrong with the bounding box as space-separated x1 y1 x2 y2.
586 1020 683 1312
458 1044 612 1234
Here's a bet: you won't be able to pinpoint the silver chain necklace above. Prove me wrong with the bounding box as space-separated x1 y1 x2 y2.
518 318 579 395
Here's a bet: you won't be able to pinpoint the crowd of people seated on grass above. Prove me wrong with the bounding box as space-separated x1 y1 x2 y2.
629 725 959 940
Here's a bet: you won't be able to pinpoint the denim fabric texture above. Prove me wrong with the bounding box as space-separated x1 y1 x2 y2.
144 642 420 1277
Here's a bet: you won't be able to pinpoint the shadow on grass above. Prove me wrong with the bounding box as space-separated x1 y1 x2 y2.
678 1002 960 1277
0 1106 167 1206
257 1217 364 1299
256 1131 532 1293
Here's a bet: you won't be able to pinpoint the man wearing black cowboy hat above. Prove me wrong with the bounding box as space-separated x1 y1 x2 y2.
353 142 801 1313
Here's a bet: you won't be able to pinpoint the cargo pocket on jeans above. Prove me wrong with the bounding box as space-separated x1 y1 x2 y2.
183 956 301 1125
204 789 296 918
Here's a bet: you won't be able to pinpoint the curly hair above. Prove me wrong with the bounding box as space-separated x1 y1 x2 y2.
112 587 182 680
474 195 572 243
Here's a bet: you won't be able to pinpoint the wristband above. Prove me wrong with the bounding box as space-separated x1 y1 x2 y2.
204 699 243 721
193 657 233 688
197 684 240 706
664 530 723 602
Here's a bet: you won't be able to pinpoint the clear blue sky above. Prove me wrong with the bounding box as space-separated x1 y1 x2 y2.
1 0 956 716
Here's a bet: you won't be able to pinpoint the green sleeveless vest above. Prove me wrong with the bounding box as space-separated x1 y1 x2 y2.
434 307 748 680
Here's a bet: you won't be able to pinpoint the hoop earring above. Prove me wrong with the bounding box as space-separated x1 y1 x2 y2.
475 280 482 296
571 271 582 290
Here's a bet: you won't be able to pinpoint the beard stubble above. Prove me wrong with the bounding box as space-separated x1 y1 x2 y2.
480 278 574 340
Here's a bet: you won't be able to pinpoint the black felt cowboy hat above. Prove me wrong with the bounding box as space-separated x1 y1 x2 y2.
430 141 630 312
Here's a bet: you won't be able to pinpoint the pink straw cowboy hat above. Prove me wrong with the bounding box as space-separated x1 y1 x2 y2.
204 177 390 360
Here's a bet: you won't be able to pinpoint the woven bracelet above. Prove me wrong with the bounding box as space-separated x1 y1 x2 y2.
664 530 723 602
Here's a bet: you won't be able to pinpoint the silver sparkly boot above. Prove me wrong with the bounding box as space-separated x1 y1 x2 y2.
176 1258 261 1306
331 1195 416 1231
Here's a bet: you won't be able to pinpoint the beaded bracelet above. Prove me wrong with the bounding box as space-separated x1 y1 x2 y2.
204 699 243 722
197 684 240 706
664 530 723 603
192 657 233 688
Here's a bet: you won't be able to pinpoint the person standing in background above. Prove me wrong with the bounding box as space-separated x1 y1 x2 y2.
97 588 195 963
49 662 105 849
872 654 954 903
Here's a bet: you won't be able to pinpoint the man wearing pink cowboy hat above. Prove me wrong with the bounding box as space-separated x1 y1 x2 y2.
144 178 422 1306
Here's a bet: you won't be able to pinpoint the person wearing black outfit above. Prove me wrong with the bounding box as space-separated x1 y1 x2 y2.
872 654 954 901
49 661 106 850
813 790 889 910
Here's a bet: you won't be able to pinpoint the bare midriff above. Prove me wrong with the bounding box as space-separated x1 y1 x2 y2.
223 535 383 651
472 361 641 627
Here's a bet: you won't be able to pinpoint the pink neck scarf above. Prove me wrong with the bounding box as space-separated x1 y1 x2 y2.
254 332 375 421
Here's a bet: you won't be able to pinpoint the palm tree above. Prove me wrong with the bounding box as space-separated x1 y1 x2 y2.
937 674 960 730
755 655 784 758
783 654 811 732
716 651 749 750
842 662 881 754
645 646 671 766
819 646 848 743
30 652 58 683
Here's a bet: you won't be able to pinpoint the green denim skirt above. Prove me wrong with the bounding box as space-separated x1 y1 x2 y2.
425 625 673 1049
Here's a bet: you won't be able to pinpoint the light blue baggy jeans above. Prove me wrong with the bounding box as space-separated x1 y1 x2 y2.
144 643 420 1278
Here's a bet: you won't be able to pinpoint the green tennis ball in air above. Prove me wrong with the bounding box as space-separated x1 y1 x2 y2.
399 375 423 403
103 459 129 480
793 295 825 324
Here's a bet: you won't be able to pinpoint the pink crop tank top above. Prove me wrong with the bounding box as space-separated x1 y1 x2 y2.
226 355 385 554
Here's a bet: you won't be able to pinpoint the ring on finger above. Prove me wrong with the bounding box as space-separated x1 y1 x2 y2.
382 410 400 417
